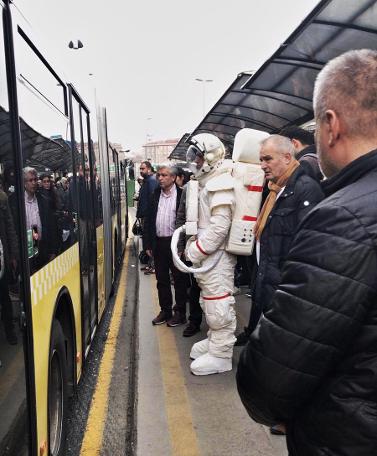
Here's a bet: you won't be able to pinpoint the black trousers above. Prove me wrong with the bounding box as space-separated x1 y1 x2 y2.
153 237 187 316
188 274 202 327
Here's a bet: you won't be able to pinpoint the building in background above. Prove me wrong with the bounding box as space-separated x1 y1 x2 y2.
143 138 179 166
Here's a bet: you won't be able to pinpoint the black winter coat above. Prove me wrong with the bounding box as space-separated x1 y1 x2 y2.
254 166 324 314
136 174 158 218
237 149 377 456
296 144 323 182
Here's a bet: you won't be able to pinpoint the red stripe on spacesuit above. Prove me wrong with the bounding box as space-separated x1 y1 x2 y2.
242 215 257 221
202 293 230 301
247 185 263 192
196 240 209 255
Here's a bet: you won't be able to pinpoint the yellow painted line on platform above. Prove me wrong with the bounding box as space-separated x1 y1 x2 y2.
151 283 201 456
80 247 129 456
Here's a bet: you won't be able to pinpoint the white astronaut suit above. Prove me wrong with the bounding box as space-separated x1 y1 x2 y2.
185 134 237 376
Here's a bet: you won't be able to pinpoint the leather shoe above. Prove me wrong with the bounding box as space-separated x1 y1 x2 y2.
152 311 171 325
167 313 186 327
183 322 200 337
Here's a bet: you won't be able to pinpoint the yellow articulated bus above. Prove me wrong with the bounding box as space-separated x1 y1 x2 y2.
0 1 127 455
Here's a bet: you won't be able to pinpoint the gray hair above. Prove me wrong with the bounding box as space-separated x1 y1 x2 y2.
156 164 177 176
260 134 295 157
313 49 377 137
23 166 37 178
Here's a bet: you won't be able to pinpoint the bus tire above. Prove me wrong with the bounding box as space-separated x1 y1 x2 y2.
48 319 68 456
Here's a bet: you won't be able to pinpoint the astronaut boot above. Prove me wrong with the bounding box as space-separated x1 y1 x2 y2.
189 338 209 360
190 353 232 376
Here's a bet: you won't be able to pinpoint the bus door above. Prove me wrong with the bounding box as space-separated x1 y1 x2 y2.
112 148 122 264
0 5 30 453
69 89 98 352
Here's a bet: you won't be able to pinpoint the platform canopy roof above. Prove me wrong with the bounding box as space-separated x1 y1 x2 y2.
168 133 191 161
169 0 377 160
0 107 73 173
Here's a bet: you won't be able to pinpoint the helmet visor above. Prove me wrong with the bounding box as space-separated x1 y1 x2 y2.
186 145 204 174
186 145 204 162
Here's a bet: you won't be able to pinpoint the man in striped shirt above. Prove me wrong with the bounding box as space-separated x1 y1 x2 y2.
144 165 188 326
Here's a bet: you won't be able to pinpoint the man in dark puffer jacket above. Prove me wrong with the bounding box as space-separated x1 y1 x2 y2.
237 49 377 456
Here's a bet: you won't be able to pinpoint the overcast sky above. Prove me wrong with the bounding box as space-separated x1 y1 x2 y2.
15 0 318 154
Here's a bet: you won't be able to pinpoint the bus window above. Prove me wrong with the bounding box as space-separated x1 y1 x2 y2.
107 145 116 216
16 27 66 115
15 32 74 273
90 120 103 227
70 94 98 349
0 6 29 454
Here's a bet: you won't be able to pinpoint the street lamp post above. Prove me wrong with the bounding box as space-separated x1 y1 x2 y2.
146 117 152 143
68 40 83 50
195 78 213 117
145 117 152 160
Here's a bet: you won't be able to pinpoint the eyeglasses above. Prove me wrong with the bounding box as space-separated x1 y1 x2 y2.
25 177 38 182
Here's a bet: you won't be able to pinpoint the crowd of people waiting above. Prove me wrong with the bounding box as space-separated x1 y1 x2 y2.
135 49 377 456
0 168 74 349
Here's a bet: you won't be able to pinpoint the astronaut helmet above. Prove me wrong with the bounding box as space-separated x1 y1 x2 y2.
186 133 225 176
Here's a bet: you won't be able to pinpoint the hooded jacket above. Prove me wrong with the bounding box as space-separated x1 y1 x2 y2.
237 149 377 456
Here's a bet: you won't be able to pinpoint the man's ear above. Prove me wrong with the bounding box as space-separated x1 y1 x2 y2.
284 152 292 163
325 110 340 147
291 138 300 150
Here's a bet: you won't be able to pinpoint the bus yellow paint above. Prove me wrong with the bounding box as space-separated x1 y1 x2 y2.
80 246 130 455
30 244 82 453
151 284 201 456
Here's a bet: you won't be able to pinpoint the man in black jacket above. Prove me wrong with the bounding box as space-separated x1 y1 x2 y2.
237 49 377 456
235 136 324 358
137 161 158 272
279 126 323 182
144 165 188 327
136 161 158 219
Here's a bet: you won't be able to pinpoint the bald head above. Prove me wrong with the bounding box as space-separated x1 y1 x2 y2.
314 49 377 139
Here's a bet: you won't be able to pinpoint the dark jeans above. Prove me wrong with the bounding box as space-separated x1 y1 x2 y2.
188 274 202 327
154 237 187 316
